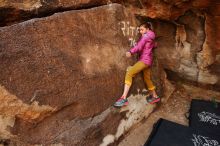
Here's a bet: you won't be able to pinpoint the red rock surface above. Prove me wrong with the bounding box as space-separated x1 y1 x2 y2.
0 0 109 26
0 0 220 145
0 4 152 145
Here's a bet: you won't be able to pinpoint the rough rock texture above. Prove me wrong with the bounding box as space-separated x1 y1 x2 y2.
0 3 160 146
152 11 205 81
1 0 219 91
100 94 156 146
0 0 109 26
0 4 135 110
0 0 214 26
119 0 212 20
0 0 220 146
148 8 220 90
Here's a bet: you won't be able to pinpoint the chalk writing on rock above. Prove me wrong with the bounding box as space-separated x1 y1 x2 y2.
118 21 139 47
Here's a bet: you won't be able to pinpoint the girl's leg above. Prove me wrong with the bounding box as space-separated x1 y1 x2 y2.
143 67 159 100
123 61 147 98
114 61 147 106
121 84 131 99
149 89 158 98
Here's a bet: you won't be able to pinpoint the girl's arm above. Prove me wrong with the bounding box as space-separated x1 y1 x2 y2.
129 34 153 54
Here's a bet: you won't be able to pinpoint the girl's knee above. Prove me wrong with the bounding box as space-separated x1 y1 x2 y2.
126 66 134 75
148 86 156 90
126 66 132 72
126 71 133 78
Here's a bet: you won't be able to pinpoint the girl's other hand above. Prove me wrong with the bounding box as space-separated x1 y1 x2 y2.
126 52 131 58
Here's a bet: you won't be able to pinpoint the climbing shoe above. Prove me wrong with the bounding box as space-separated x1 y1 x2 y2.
146 94 153 101
114 97 128 107
146 95 160 104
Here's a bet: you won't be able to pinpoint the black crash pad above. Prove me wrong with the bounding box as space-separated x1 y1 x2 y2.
144 118 220 146
189 99 220 133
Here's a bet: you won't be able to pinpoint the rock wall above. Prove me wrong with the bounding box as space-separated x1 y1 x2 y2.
131 0 220 90
0 0 109 26
0 3 160 146
0 0 220 146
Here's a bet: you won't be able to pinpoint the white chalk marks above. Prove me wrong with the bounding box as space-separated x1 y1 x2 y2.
100 93 156 146
118 21 139 47
192 134 220 146
198 111 220 125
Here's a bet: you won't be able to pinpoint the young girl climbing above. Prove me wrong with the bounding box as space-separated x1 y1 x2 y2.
114 22 160 107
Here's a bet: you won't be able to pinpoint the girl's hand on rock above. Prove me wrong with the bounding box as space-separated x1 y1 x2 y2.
126 52 131 58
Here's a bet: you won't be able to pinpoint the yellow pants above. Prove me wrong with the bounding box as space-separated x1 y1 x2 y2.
125 61 156 90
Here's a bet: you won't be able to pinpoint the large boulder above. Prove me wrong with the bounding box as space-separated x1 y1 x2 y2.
0 3 160 145
0 4 133 114
1 0 220 145
0 0 109 26
0 0 212 26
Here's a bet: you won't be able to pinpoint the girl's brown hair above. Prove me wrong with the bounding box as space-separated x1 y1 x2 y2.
140 22 153 30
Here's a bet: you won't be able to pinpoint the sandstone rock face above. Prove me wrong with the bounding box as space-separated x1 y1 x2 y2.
153 11 205 81
0 0 213 26
0 4 132 113
1 0 219 90
0 0 108 26
0 4 158 145
0 0 220 146
115 0 212 20
148 3 220 90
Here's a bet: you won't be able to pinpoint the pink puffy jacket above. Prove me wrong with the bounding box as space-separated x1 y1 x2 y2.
129 30 156 66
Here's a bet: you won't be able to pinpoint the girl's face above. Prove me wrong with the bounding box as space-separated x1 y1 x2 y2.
139 26 148 35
